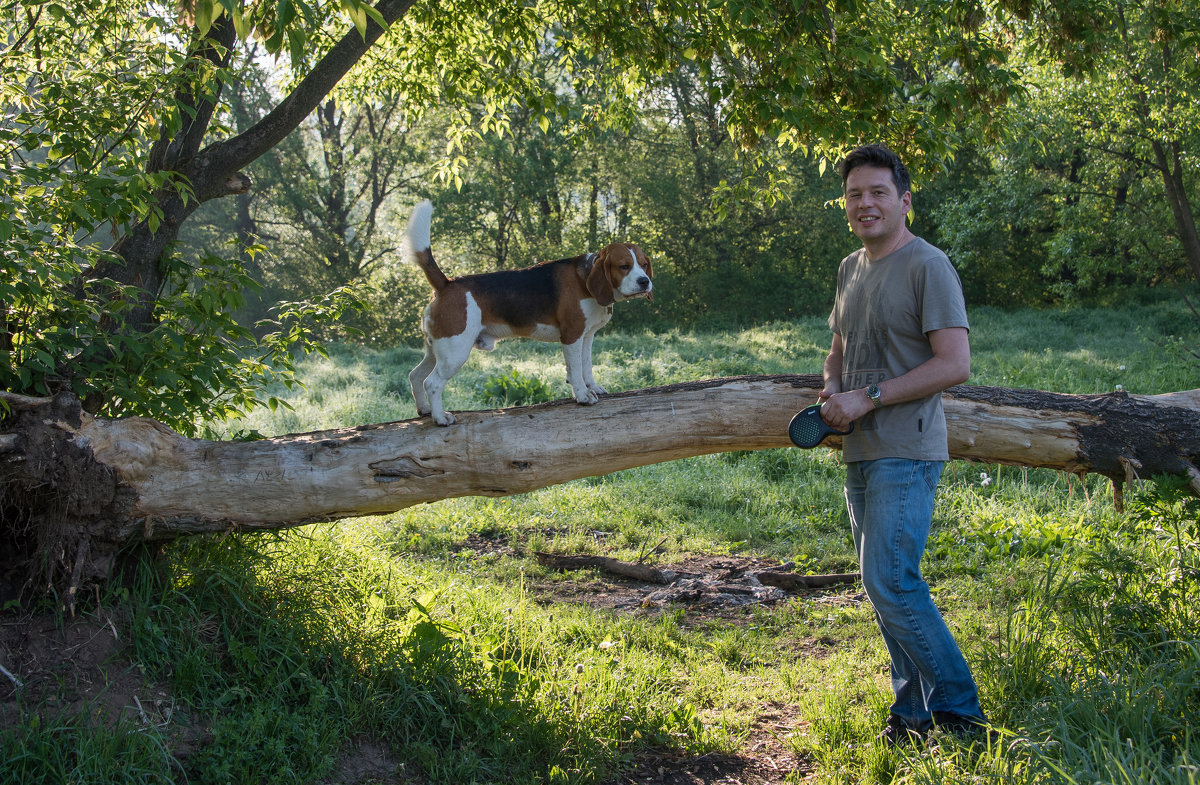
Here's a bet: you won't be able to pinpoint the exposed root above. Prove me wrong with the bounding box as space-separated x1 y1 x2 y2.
66 537 90 616
1 393 125 608
1118 455 1144 486
1115 455 1146 514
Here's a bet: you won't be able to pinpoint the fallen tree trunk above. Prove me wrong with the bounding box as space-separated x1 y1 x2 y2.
3 376 1199 600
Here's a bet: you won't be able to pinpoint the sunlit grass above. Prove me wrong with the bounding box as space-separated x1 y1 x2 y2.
6 300 1198 784
215 297 1197 441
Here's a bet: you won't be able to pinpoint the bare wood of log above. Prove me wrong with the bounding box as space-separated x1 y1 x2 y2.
533 552 676 584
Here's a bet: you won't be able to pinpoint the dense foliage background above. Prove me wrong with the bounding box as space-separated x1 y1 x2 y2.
3 0 1198 432
179 48 1199 342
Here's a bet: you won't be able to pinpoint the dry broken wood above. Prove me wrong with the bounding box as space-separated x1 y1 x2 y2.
753 571 862 590
3 376 1199 599
533 552 677 584
533 552 860 602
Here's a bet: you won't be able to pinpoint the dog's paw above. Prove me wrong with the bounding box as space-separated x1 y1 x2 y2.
575 390 600 405
587 383 607 396
432 411 456 426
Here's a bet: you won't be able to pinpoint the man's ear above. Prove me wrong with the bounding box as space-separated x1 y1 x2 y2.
587 247 616 306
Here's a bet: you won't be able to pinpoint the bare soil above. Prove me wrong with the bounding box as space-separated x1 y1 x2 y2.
0 541 864 784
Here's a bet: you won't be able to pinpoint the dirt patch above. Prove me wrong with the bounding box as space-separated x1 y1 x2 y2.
529 553 787 612
464 534 863 629
324 736 417 785
0 607 199 756
455 538 866 784
604 700 811 785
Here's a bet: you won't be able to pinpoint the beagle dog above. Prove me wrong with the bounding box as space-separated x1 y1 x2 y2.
403 200 653 425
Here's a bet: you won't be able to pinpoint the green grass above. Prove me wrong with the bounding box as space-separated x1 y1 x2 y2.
3 298 1198 784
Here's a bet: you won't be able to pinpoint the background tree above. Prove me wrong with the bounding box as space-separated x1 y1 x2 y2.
939 0 1200 304
0 0 1046 437
186 88 429 320
2 0 418 431
614 62 856 326
918 144 1058 306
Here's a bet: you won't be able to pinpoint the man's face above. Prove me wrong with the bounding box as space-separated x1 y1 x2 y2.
843 165 911 248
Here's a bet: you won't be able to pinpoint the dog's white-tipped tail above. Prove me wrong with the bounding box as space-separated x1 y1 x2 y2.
403 200 450 291
403 200 433 260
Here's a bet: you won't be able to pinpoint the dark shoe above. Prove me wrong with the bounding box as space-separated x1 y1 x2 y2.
879 714 924 748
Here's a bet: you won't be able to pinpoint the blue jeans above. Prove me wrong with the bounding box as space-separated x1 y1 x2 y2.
845 458 983 730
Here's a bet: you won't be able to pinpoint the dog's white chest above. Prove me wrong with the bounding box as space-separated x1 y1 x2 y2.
581 298 613 330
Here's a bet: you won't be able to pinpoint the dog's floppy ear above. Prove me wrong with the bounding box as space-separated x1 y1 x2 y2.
586 247 616 307
634 245 653 301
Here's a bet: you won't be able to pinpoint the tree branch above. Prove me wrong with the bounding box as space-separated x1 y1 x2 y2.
191 0 420 197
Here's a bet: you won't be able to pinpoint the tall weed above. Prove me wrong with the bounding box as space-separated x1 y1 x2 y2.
974 477 1200 785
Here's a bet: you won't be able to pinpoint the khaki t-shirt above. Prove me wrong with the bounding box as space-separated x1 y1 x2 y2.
827 237 969 462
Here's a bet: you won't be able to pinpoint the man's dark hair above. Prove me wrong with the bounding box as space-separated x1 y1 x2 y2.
838 144 911 195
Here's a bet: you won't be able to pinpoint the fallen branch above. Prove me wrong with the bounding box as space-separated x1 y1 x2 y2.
753 571 862 590
533 552 676 584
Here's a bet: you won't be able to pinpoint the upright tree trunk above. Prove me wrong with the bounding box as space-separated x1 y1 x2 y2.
80 0 420 356
1153 139 1200 286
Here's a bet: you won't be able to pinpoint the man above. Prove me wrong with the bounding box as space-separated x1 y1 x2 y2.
817 144 985 746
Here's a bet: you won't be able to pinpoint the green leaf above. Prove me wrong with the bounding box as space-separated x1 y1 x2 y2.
345 0 368 39
362 5 387 30
277 0 295 30
287 27 306 65
231 6 251 39
194 0 217 35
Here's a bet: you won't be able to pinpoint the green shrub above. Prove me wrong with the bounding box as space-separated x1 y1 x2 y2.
477 369 557 407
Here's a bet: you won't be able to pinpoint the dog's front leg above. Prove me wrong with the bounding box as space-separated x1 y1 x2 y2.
562 340 599 405
581 330 606 397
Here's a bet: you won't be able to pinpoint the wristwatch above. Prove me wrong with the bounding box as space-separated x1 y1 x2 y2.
865 383 883 409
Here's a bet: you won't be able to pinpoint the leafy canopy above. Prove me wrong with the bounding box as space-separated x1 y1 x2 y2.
3 0 1026 430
